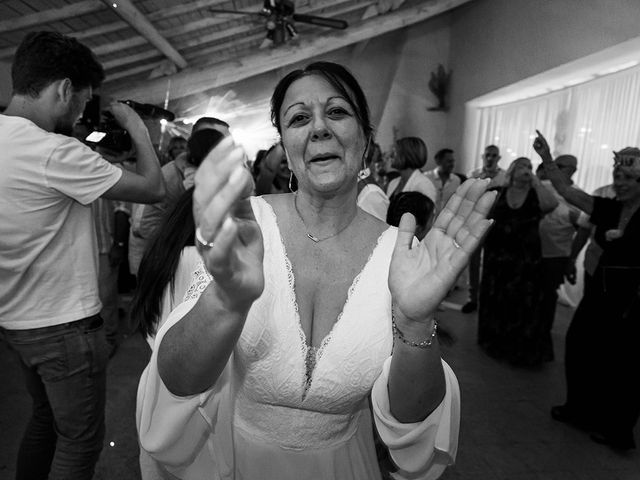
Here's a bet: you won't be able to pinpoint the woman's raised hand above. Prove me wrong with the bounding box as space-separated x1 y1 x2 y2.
389 179 496 324
193 136 264 310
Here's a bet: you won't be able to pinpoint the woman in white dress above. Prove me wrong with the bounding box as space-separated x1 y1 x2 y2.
137 62 496 480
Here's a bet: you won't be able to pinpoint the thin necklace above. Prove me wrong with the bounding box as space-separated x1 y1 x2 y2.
293 194 356 243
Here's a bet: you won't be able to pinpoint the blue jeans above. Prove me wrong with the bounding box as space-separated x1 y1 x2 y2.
0 315 108 480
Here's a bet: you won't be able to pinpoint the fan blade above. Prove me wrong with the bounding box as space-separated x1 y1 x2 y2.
292 14 348 30
208 8 265 18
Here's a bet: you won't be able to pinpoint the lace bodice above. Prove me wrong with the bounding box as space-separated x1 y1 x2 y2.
184 196 396 449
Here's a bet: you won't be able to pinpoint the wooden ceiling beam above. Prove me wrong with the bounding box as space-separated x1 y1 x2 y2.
100 0 188 68
101 0 366 71
104 0 472 103
184 1 374 63
78 0 236 41
0 0 105 34
0 0 235 60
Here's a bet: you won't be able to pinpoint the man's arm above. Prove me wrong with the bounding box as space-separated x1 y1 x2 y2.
533 131 594 214
101 102 165 203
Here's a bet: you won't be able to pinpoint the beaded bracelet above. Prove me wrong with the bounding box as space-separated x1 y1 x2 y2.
392 319 438 348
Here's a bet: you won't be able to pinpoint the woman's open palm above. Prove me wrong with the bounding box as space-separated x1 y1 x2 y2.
389 179 496 323
193 137 265 308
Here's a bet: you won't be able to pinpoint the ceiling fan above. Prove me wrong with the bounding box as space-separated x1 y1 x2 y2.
209 0 348 47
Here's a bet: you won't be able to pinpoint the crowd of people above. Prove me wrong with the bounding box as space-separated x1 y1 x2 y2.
0 30 638 480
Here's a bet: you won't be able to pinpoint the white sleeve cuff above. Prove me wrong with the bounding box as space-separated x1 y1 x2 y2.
371 357 460 480
136 299 233 479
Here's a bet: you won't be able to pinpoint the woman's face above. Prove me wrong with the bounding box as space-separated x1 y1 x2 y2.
169 140 187 160
511 159 533 184
279 75 366 195
613 168 640 202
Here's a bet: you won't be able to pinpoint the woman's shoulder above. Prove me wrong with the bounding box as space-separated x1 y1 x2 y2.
358 211 396 248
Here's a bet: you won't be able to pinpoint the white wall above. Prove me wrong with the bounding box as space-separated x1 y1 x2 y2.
376 13 451 170
447 0 640 172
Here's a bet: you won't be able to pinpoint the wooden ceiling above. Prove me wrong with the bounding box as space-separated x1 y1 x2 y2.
0 0 472 109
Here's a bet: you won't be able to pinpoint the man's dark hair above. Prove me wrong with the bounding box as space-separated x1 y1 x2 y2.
386 191 434 230
186 129 225 167
435 148 454 162
11 31 104 97
193 116 230 131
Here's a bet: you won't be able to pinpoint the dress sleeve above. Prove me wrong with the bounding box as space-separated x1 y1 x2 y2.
136 267 234 479
371 357 460 480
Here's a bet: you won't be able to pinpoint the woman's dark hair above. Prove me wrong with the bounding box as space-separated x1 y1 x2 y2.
186 128 225 167
131 187 195 338
12 31 104 97
394 137 428 170
386 191 434 230
270 62 373 142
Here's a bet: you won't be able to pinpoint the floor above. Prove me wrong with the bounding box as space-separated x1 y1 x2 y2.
0 288 638 480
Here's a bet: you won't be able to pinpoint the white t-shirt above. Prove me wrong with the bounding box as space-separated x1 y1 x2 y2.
0 114 122 329
539 181 583 258
386 170 437 204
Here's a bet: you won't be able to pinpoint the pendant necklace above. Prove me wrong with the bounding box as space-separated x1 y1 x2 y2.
293 194 356 243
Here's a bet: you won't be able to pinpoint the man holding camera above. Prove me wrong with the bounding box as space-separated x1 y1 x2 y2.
0 31 165 480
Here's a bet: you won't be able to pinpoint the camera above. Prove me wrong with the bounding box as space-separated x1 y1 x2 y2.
80 96 175 153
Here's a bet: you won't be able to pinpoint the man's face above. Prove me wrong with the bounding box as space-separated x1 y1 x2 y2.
482 147 500 170
556 161 575 180
438 152 455 175
55 86 92 136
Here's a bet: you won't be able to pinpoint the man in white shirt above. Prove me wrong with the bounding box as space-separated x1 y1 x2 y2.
424 148 461 215
537 155 582 361
0 31 165 480
462 145 507 313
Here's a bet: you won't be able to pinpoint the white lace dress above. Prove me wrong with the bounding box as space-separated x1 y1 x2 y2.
137 196 460 480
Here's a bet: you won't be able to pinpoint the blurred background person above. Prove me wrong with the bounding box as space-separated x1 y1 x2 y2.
537 155 582 362
386 136 436 204
477 156 557 367
462 144 507 313
424 148 460 215
160 135 187 166
254 142 295 194
535 133 640 451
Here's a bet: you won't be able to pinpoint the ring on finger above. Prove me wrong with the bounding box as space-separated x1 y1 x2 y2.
195 226 215 249
453 239 462 249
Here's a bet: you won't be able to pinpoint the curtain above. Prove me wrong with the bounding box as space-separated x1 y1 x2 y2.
472 63 640 194
471 64 640 306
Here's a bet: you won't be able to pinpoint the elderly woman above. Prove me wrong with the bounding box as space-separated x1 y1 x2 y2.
137 62 495 479
386 137 437 204
477 156 558 366
534 132 640 451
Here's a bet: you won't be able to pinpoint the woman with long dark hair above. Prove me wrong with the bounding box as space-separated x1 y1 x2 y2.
131 187 197 344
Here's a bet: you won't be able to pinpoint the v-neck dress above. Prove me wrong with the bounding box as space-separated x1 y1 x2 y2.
137 196 460 480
